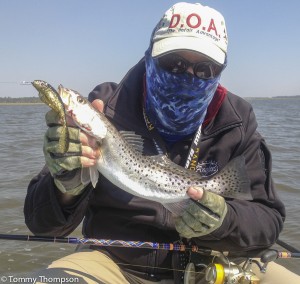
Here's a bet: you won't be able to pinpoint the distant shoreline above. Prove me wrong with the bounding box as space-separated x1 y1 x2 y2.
0 96 41 104
245 96 300 100
0 96 299 105
0 103 43 106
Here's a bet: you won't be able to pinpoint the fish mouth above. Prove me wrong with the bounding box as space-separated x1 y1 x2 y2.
57 84 63 95
58 85 76 123
58 84 70 106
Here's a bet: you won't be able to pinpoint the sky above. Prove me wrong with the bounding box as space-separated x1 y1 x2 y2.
0 0 299 98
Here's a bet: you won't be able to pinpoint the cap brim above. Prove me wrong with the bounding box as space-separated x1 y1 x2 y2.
152 37 226 65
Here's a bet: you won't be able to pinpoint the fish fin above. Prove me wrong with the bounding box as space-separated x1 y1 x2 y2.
81 166 99 188
151 154 174 166
90 165 99 188
214 155 252 200
152 139 165 154
81 167 90 185
163 199 191 216
119 131 144 153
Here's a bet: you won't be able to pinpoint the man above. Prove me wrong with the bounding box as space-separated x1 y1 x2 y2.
25 2 297 283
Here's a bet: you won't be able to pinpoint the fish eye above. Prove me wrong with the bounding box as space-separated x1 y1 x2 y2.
77 97 86 104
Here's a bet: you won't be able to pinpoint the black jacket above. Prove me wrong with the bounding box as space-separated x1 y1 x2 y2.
24 58 285 279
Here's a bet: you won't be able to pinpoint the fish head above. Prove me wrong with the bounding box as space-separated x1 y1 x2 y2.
32 80 58 96
32 80 62 107
32 80 49 93
58 85 107 140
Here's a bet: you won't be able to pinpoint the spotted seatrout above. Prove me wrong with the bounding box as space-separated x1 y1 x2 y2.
32 80 69 153
57 84 252 214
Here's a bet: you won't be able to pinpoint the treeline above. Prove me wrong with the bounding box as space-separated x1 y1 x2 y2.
274 95 300 99
0 97 41 104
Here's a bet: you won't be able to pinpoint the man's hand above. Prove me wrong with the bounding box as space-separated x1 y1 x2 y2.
174 187 228 238
43 99 103 196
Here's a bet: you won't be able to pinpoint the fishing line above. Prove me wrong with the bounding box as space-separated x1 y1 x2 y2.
114 262 205 275
0 81 31 85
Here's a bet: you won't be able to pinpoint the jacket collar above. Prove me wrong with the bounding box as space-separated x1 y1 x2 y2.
202 92 243 138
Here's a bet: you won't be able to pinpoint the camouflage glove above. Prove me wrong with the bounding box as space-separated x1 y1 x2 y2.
175 189 228 238
43 110 87 195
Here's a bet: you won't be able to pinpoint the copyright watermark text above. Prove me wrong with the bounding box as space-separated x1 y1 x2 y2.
0 276 79 283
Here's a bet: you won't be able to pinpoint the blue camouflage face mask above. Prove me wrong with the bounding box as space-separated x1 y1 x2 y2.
144 48 221 143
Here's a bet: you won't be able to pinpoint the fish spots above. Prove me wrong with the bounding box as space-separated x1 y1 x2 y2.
101 116 250 200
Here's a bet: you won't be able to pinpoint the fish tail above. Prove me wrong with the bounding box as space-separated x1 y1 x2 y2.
216 155 252 200
163 156 252 216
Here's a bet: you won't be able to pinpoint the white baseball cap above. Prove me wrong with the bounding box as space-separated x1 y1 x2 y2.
151 2 228 65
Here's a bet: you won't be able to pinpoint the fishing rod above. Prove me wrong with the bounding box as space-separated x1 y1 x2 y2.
0 234 299 259
276 238 300 253
1 234 299 284
0 234 217 255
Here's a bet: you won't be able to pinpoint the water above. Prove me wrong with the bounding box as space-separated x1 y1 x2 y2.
0 99 299 276
0 104 82 275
